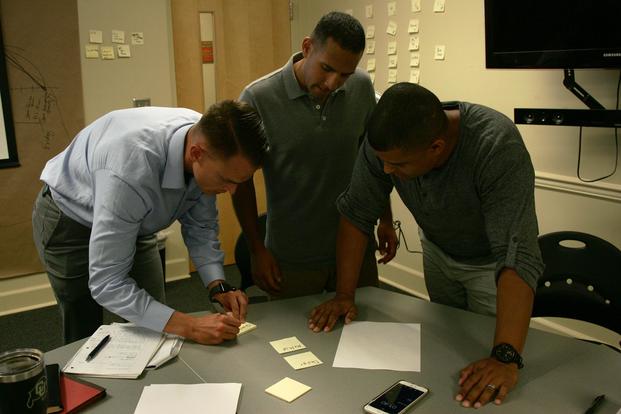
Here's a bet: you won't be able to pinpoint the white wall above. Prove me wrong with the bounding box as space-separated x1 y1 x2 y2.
77 0 177 122
291 0 621 347
0 0 190 316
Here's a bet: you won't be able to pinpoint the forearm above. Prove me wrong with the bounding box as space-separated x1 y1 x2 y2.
378 200 393 224
231 179 262 251
336 215 370 298
494 268 534 353
163 311 195 339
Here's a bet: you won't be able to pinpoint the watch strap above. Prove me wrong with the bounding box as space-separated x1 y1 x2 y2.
209 281 237 302
491 343 524 369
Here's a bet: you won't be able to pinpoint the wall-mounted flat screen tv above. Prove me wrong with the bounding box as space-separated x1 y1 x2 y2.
485 0 621 69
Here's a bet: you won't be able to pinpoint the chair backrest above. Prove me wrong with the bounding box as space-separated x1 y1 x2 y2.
533 231 621 335
234 214 267 291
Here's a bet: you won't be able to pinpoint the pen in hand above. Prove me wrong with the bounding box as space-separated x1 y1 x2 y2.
86 334 111 362
584 394 605 414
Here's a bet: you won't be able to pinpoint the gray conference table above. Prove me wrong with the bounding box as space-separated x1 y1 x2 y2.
45 287 621 413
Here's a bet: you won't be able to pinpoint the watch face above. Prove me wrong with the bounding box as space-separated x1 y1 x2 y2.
493 343 523 368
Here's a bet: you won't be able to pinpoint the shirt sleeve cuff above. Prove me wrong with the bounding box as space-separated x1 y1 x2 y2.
134 300 176 333
197 263 226 287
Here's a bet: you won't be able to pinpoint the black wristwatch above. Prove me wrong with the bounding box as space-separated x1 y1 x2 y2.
491 343 524 369
208 281 237 302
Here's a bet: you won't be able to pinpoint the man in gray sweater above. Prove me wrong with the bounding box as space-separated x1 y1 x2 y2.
309 83 544 409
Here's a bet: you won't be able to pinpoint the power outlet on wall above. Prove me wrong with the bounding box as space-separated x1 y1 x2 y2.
132 98 151 107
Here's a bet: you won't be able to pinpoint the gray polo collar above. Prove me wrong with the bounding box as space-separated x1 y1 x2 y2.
283 52 348 101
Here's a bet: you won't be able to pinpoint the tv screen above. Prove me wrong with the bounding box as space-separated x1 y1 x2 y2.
485 0 621 69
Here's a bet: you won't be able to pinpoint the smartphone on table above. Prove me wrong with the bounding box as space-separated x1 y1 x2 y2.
363 380 429 414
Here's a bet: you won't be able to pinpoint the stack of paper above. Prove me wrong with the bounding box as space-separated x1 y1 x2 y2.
133 383 242 414
62 324 169 379
146 334 184 370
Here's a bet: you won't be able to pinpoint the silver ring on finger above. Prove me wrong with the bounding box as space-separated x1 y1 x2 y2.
485 384 497 391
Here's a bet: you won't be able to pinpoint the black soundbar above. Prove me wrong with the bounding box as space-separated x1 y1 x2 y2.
514 108 621 128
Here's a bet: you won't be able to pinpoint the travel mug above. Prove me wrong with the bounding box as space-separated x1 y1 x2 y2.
0 348 47 414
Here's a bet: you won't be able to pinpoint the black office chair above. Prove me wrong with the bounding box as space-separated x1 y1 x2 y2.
533 231 621 336
234 213 268 294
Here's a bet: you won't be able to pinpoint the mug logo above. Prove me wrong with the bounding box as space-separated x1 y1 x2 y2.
27 376 47 409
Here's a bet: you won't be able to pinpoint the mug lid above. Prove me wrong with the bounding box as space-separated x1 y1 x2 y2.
0 348 44 383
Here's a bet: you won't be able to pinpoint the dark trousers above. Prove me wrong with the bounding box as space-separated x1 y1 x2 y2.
32 186 165 344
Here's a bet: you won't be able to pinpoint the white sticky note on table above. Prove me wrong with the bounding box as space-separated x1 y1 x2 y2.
100 46 115 60
269 336 305 354
387 1 396 16
131 32 144 45
365 4 374 18
366 25 375 39
89 30 103 44
117 44 131 58
283 351 322 370
366 58 376 72
386 21 397 36
85 45 99 59
365 40 376 54
387 69 398 83
111 30 125 44
238 321 257 336
387 41 397 55
409 36 420 51
409 69 420 84
265 377 311 403
410 53 420 67
333 322 421 371
408 19 420 34
388 55 398 68
411 0 421 12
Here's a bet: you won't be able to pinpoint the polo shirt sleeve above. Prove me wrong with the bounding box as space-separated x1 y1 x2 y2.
89 169 175 333
178 194 225 287
477 138 544 291
336 140 394 235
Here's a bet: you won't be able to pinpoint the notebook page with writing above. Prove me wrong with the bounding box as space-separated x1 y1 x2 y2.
63 324 164 379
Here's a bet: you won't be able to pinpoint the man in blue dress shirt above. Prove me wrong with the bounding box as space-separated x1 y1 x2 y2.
32 100 268 344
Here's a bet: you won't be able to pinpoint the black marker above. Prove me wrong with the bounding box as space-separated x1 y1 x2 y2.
584 394 605 414
86 334 111 362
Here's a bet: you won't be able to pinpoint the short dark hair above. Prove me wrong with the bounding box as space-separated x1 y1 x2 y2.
368 83 448 152
197 100 268 167
311 11 365 54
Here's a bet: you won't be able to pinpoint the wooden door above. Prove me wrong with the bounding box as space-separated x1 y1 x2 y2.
171 0 291 265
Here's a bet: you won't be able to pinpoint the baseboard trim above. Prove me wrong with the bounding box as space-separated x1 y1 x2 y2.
535 171 621 203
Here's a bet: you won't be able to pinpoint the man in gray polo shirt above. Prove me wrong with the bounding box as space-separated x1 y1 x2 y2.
310 83 544 408
233 12 396 298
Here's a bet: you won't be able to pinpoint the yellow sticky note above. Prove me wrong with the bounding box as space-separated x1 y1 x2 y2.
237 321 257 336
269 336 306 354
265 377 311 403
283 351 322 370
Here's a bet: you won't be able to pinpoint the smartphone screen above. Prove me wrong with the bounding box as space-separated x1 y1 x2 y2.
368 383 426 414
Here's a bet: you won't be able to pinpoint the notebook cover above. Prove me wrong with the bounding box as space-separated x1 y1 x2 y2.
46 364 63 413
59 374 106 414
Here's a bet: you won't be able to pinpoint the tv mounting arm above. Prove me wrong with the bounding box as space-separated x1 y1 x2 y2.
562 69 605 110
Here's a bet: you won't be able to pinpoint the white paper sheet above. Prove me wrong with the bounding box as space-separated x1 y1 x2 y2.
63 324 164 378
332 322 421 371
134 383 241 414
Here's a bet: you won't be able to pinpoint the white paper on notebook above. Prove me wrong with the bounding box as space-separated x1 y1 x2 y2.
332 321 421 371
62 324 165 378
134 383 241 414
265 377 311 403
